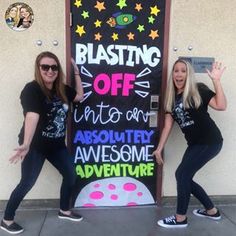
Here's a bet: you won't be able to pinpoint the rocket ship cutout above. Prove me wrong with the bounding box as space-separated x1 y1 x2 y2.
107 12 136 29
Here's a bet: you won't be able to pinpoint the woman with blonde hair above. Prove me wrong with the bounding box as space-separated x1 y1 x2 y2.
5 5 20 28
153 59 227 228
1 51 84 234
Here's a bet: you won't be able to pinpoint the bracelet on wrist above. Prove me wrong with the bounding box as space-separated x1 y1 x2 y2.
74 73 80 75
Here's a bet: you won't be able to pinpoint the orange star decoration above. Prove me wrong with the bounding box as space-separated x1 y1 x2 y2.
76 25 86 37
94 1 106 12
94 19 102 28
135 3 143 12
95 32 102 41
149 30 159 40
74 0 82 8
150 6 160 16
127 32 135 40
111 33 119 41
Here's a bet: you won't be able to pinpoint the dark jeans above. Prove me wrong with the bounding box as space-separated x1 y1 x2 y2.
175 142 223 215
4 148 76 221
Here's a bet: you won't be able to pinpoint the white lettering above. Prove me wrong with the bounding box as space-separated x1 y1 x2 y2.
76 43 161 67
74 144 154 164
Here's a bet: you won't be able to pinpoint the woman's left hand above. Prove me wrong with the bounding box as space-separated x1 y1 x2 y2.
206 61 226 81
9 144 30 164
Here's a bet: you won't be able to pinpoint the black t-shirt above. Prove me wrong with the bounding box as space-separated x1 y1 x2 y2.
171 83 223 145
18 81 77 153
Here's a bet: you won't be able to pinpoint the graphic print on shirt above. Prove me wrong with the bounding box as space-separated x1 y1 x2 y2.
42 100 69 138
172 98 194 128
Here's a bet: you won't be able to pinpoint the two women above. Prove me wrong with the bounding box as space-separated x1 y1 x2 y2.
1 54 226 233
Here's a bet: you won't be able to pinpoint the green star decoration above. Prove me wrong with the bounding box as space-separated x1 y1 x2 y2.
116 0 127 10
81 10 89 19
148 16 155 24
137 24 145 32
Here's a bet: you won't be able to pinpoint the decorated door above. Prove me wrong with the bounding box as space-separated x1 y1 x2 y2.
66 0 170 207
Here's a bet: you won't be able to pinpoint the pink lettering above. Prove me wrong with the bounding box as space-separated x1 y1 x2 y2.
94 74 110 95
111 73 123 96
123 73 135 96
93 73 136 96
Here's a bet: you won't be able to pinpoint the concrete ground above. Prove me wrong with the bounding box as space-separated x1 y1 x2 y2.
0 197 235 236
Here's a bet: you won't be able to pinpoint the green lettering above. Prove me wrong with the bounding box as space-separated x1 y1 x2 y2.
139 163 147 176
103 164 111 177
120 164 129 176
127 164 139 177
76 165 85 178
93 165 103 177
147 163 154 176
84 165 94 178
110 163 121 176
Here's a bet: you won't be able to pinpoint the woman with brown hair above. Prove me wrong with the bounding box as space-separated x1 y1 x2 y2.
1 51 84 234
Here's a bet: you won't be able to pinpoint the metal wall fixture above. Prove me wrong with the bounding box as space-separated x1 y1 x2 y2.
173 46 194 51
173 47 178 51
188 45 193 51
36 40 42 46
52 40 59 46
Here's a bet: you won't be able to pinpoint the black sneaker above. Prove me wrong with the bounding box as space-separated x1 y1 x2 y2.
157 215 188 228
0 220 24 234
193 208 221 220
58 211 83 222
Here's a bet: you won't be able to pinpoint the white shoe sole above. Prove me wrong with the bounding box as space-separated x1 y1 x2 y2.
58 215 83 222
157 220 188 228
1 226 24 234
193 210 221 220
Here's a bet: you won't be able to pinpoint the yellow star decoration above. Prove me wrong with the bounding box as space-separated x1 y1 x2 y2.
74 0 82 8
116 0 127 10
150 6 160 16
149 30 159 40
111 33 119 41
76 25 86 37
127 32 135 40
94 1 106 12
95 32 102 41
135 3 143 12
94 19 102 28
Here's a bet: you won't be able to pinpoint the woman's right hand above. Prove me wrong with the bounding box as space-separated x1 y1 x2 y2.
152 149 164 165
9 144 29 164
71 57 80 74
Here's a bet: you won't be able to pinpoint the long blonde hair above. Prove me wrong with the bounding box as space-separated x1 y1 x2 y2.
34 51 68 104
165 59 202 112
5 5 20 27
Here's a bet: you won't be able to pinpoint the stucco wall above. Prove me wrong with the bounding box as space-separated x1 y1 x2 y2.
164 0 236 196
0 0 235 201
0 0 66 199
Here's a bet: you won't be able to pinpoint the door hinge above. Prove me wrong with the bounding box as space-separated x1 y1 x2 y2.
70 12 72 27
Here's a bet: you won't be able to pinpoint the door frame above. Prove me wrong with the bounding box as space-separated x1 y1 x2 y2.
65 0 171 206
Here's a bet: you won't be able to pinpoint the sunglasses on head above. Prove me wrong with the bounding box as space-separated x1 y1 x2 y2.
40 64 59 72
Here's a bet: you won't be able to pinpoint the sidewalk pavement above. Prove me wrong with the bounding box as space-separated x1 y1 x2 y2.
0 198 235 236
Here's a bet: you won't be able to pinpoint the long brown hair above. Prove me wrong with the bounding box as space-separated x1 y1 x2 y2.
34 51 68 103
